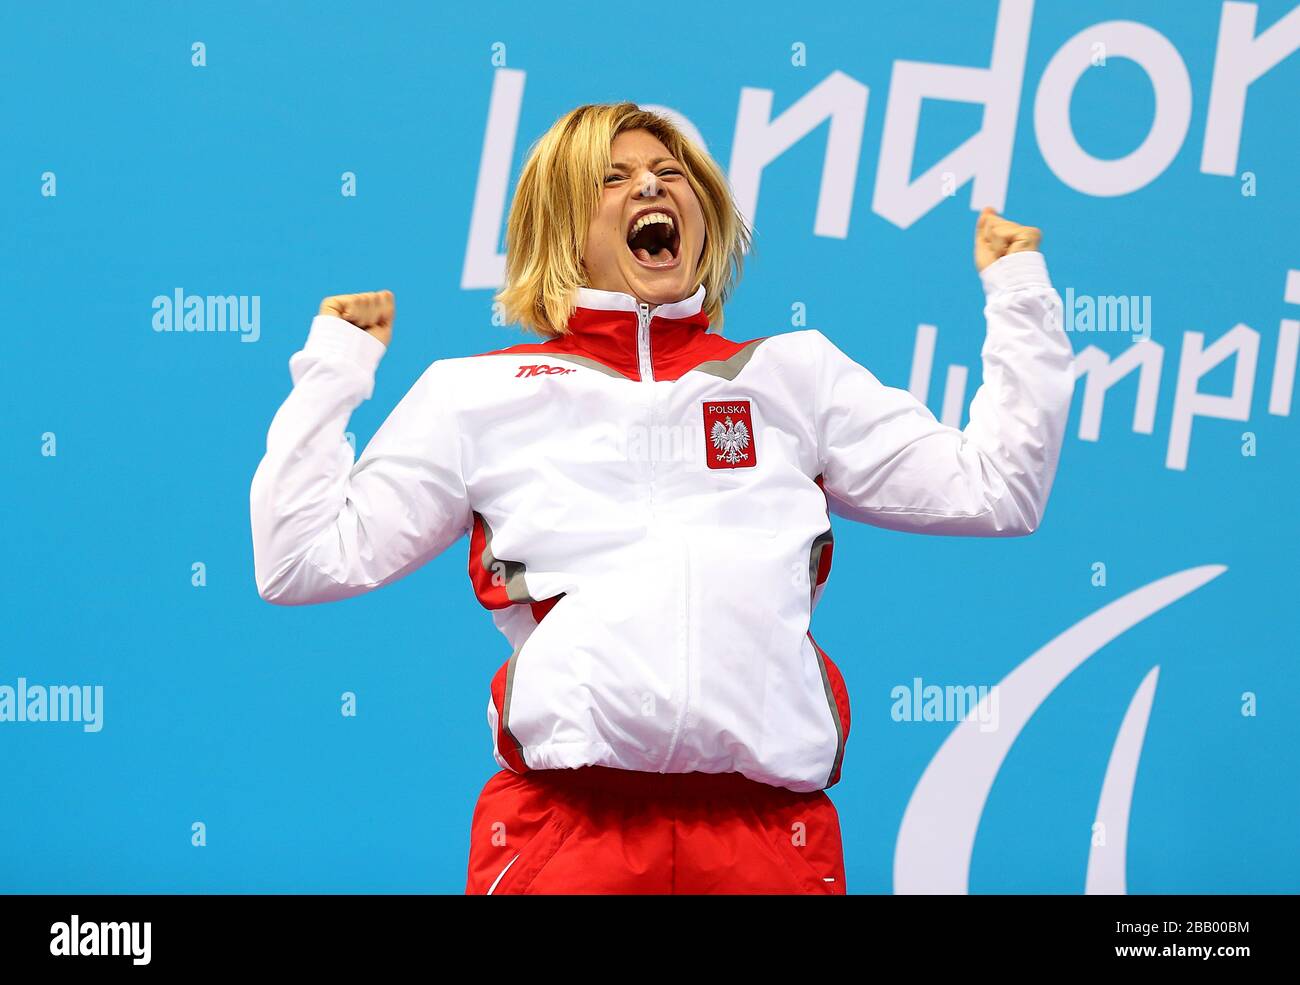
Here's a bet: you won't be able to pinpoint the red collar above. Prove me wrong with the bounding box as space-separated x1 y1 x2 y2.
475 284 761 382
560 285 710 381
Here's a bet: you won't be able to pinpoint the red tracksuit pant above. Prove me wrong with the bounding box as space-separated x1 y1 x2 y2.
464 765 847 894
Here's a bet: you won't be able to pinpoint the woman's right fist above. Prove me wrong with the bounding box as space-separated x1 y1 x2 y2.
319 290 395 348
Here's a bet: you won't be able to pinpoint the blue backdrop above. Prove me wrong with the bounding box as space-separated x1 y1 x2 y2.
4 0 1297 893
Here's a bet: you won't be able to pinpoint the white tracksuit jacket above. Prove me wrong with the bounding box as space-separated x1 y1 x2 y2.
249 250 1074 793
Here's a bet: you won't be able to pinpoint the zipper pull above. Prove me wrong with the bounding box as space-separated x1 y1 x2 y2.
637 302 654 382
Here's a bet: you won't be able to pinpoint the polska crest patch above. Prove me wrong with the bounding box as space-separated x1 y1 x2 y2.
702 400 757 470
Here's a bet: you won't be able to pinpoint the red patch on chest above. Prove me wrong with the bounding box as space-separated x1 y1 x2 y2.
702 400 757 470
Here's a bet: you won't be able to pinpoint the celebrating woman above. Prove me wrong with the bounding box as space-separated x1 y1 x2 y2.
249 102 1075 894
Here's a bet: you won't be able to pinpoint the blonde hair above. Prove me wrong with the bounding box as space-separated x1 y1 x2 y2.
494 102 753 339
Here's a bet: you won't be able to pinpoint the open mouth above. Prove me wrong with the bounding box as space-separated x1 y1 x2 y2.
625 209 681 269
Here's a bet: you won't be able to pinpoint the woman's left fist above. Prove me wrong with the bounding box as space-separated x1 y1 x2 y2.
974 206 1042 273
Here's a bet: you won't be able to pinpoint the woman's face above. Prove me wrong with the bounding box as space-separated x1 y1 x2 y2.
582 128 706 306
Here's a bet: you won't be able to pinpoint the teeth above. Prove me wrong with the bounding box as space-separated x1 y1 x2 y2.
629 212 675 237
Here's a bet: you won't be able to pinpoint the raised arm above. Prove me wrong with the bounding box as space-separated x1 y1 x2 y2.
249 291 471 604
815 211 1075 536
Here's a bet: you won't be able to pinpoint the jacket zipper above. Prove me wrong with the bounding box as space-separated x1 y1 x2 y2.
659 537 692 771
638 298 691 772
637 302 654 383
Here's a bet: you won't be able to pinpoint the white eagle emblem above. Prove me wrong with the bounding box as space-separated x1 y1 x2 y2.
710 415 751 465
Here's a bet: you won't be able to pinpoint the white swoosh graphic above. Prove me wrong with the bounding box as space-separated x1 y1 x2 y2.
1086 664 1161 894
894 564 1226 894
486 852 521 895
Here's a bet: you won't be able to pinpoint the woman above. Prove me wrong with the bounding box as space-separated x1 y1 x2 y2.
249 102 1075 894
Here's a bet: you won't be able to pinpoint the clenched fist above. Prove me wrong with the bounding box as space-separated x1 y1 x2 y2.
319 290 395 348
974 207 1042 274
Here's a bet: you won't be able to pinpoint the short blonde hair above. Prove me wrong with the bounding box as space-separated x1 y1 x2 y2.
494 102 753 339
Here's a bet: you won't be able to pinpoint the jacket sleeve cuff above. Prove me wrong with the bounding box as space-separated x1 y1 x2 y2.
979 250 1053 299
301 314 388 375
